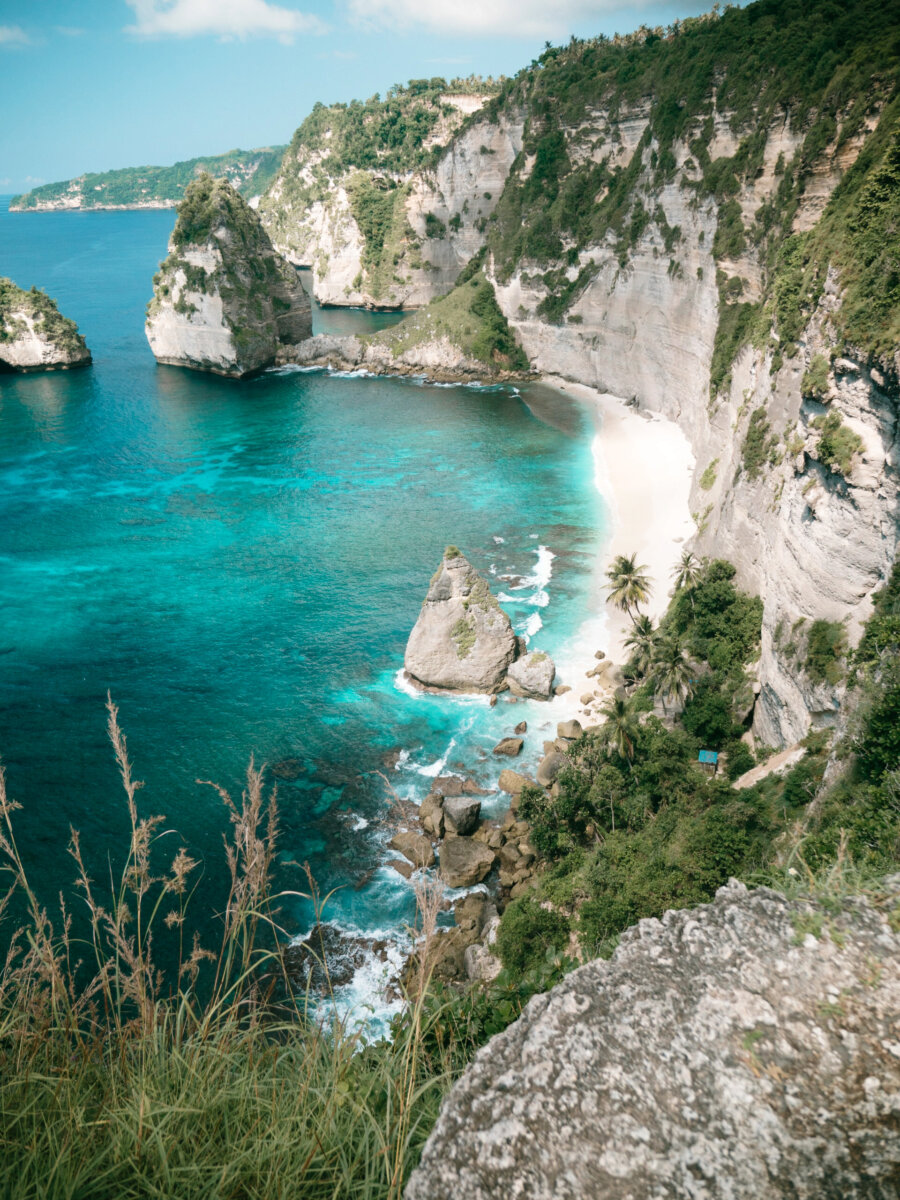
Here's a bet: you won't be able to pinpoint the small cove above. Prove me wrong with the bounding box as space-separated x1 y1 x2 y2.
0 200 607 1021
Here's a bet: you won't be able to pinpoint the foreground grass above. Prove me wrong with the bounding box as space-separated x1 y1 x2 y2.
0 698 460 1200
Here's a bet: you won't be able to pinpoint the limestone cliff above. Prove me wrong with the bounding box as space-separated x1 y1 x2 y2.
407 879 900 1199
261 0 900 745
146 174 311 377
0 277 91 372
259 80 521 308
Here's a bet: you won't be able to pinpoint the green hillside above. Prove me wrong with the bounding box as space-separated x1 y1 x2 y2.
10 146 286 211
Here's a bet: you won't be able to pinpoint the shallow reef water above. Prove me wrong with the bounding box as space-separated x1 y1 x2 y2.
0 199 605 1023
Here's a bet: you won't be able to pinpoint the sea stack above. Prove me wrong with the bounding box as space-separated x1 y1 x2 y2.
405 547 517 694
145 173 311 377
0 277 91 372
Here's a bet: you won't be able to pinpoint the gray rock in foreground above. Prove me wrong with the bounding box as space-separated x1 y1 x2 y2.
406 880 900 1200
405 548 516 694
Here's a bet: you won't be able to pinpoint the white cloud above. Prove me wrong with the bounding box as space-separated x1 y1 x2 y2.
125 0 327 42
0 25 30 46
346 0 665 38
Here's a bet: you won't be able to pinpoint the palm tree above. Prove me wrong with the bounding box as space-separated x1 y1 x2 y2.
649 635 695 712
599 693 638 766
672 550 702 592
605 553 652 621
624 614 656 677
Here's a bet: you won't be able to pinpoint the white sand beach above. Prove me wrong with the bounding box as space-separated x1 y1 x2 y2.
544 376 696 723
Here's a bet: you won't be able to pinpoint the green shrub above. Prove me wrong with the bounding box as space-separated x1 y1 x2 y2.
801 354 830 398
699 459 719 490
681 676 741 746
812 409 863 476
805 619 847 685
495 897 570 974
741 407 774 481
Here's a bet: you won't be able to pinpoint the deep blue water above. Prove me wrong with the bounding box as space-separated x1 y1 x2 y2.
0 199 605 1016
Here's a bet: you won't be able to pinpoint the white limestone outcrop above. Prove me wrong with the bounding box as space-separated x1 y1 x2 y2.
0 278 91 372
146 175 311 378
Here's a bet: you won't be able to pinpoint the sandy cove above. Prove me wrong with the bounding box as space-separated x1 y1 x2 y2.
542 376 696 725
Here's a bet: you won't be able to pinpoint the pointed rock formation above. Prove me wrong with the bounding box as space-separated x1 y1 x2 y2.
405 547 517 694
145 173 311 377
0 277 91 372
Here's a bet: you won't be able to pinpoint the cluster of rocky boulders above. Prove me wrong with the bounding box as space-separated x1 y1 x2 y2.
387 716 593 987
404 548 558 698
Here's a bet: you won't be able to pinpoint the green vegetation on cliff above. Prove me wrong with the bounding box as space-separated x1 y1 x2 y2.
11 147 285 211
0 276 88 358
474 0 900 390
370 262 529 370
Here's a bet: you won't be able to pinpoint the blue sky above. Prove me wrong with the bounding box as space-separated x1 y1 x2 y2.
1 0 719 193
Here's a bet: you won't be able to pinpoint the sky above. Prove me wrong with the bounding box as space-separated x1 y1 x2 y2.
0 0 720 194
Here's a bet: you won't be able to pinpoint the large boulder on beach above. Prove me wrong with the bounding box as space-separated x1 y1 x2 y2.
506 650 555 700
439 837 496 887
406 879 900 1200
146 174 311 377
405 548 517 694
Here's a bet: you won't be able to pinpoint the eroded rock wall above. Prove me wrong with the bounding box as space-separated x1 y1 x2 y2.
487 105 899 747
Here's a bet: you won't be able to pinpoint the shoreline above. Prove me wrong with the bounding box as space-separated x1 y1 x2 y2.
542 375 696 723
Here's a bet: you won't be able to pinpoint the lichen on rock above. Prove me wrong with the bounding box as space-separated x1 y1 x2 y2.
406 879 900 1200
404 547 517 694
145 173 311 377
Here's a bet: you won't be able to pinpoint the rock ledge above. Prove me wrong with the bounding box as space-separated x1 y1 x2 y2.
407 879 900 1199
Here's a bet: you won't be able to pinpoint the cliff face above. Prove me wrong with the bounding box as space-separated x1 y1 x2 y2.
488 98 898 747
146 174 311 377
0 277 91 371
259 82 521 308
260 0 900 747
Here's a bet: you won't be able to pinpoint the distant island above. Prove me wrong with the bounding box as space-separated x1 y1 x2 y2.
9 145 286 212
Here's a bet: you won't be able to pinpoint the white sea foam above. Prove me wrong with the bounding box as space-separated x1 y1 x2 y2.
499 545 554 608
493 535 505 544
519 611 543 641
393 667 421 698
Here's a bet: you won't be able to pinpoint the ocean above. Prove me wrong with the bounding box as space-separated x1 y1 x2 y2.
0 198 606 1023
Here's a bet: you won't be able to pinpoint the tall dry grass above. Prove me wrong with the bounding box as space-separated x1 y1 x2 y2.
0 697 456 1199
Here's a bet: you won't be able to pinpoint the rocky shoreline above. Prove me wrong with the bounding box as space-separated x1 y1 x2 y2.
275 333 535 387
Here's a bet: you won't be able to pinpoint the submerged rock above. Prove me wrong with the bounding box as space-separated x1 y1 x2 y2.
0 276 91 372
407 879 900 1200
146 173 311 377
506 650 556 700
405 548 517 694
283 922 389 993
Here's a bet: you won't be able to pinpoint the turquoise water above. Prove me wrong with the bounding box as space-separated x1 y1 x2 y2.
0 199 605 1014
